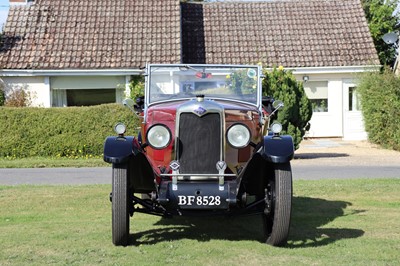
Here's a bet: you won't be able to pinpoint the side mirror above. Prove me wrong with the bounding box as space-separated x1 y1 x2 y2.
122 98 143 118
272 100 284 109
267 100 284 119
122 98 135 108
262 97 284 116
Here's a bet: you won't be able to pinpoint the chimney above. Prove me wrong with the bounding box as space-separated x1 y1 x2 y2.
9 0 35 5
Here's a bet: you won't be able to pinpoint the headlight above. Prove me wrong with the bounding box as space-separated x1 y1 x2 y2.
270 122 283 134
227 124 251 148
146 124 172 149
114 123 126 135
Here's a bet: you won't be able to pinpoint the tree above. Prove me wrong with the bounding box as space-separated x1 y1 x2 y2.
361 0 399 66
0 86 5 106
262 67 313 150
128 75 145 100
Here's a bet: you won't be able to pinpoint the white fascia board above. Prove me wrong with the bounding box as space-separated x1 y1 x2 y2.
264 65 381 75
0 69 144 77
1 65 381 77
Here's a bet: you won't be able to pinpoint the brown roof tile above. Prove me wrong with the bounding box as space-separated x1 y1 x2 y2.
182 0 379 67
0 0 379 70
0 0 181 69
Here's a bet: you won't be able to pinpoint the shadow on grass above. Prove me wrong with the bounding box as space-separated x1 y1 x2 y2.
287 197 365 248
294 153 349 160
129 196 364 247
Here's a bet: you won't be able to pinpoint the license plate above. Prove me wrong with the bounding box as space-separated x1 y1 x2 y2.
177 195 221 206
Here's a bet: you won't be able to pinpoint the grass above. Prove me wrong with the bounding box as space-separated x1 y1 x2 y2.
0 157 107 168
0 179 399 265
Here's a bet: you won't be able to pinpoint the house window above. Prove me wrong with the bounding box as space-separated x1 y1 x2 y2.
304 81 329 112
66 89 116 106
349 86 361 111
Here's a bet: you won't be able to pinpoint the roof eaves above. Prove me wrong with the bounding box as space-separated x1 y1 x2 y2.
0 68 145 77
279 65 381 75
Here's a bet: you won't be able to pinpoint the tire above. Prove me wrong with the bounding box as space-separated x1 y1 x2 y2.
263 162 292 246
112 163 130 246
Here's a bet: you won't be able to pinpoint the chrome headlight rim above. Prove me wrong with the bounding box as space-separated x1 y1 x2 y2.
146 124 172 150
270 122 283 134
226 123 251 149
114 122 126 135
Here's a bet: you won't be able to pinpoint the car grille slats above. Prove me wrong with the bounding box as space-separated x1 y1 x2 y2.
178 113 221 174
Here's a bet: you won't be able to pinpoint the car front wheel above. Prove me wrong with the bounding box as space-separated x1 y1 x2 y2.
112 163 130 246
263 162 292 246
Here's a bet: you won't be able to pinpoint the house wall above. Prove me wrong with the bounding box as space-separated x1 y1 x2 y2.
1 75 131 107
1 71 367 140
293 72 366 140
1 76 50 107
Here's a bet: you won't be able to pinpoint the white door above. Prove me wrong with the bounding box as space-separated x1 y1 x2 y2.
343 82 367 140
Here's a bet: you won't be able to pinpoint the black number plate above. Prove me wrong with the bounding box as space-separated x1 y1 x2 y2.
177 195 221 206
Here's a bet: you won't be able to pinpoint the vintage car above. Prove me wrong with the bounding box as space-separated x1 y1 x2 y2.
103 64 294 246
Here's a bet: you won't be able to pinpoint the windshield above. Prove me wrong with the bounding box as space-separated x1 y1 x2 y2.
148 65 260 105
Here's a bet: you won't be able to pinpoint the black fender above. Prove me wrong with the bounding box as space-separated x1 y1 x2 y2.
103 136 137 164
238 135 294 197
260 135 294 163
104 136 155 193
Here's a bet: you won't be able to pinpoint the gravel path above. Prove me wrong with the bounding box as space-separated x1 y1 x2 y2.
293 139 400 167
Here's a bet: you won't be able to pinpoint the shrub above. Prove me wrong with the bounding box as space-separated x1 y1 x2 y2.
4 88 32 107
262 67 313 150
0 87 5 106
0 104 140 158
357 68 400 150
129 75 145 99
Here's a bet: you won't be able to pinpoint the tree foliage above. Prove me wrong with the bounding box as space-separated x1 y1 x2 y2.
262 67 313 150
361 0 399 66
128 75 145 99
0 83 5 106
357 68 400 150
0 90 5 106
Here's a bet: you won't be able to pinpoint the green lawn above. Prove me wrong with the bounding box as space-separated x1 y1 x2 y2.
0 157 107 168
0 179 399 265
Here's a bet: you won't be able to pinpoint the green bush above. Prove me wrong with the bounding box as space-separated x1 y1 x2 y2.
262 67 313 150
129 75 145 99
0 104 140 158
0 88 5 106
357 68 400 150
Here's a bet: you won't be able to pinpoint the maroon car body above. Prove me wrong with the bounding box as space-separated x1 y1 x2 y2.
104 64 294 246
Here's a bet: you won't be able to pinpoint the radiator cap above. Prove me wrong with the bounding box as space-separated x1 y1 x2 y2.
196 95 205 102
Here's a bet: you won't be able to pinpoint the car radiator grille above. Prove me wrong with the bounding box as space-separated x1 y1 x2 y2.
178 113 221 174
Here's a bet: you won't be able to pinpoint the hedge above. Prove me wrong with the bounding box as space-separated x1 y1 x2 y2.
0 104 140 158
357 68 400 151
